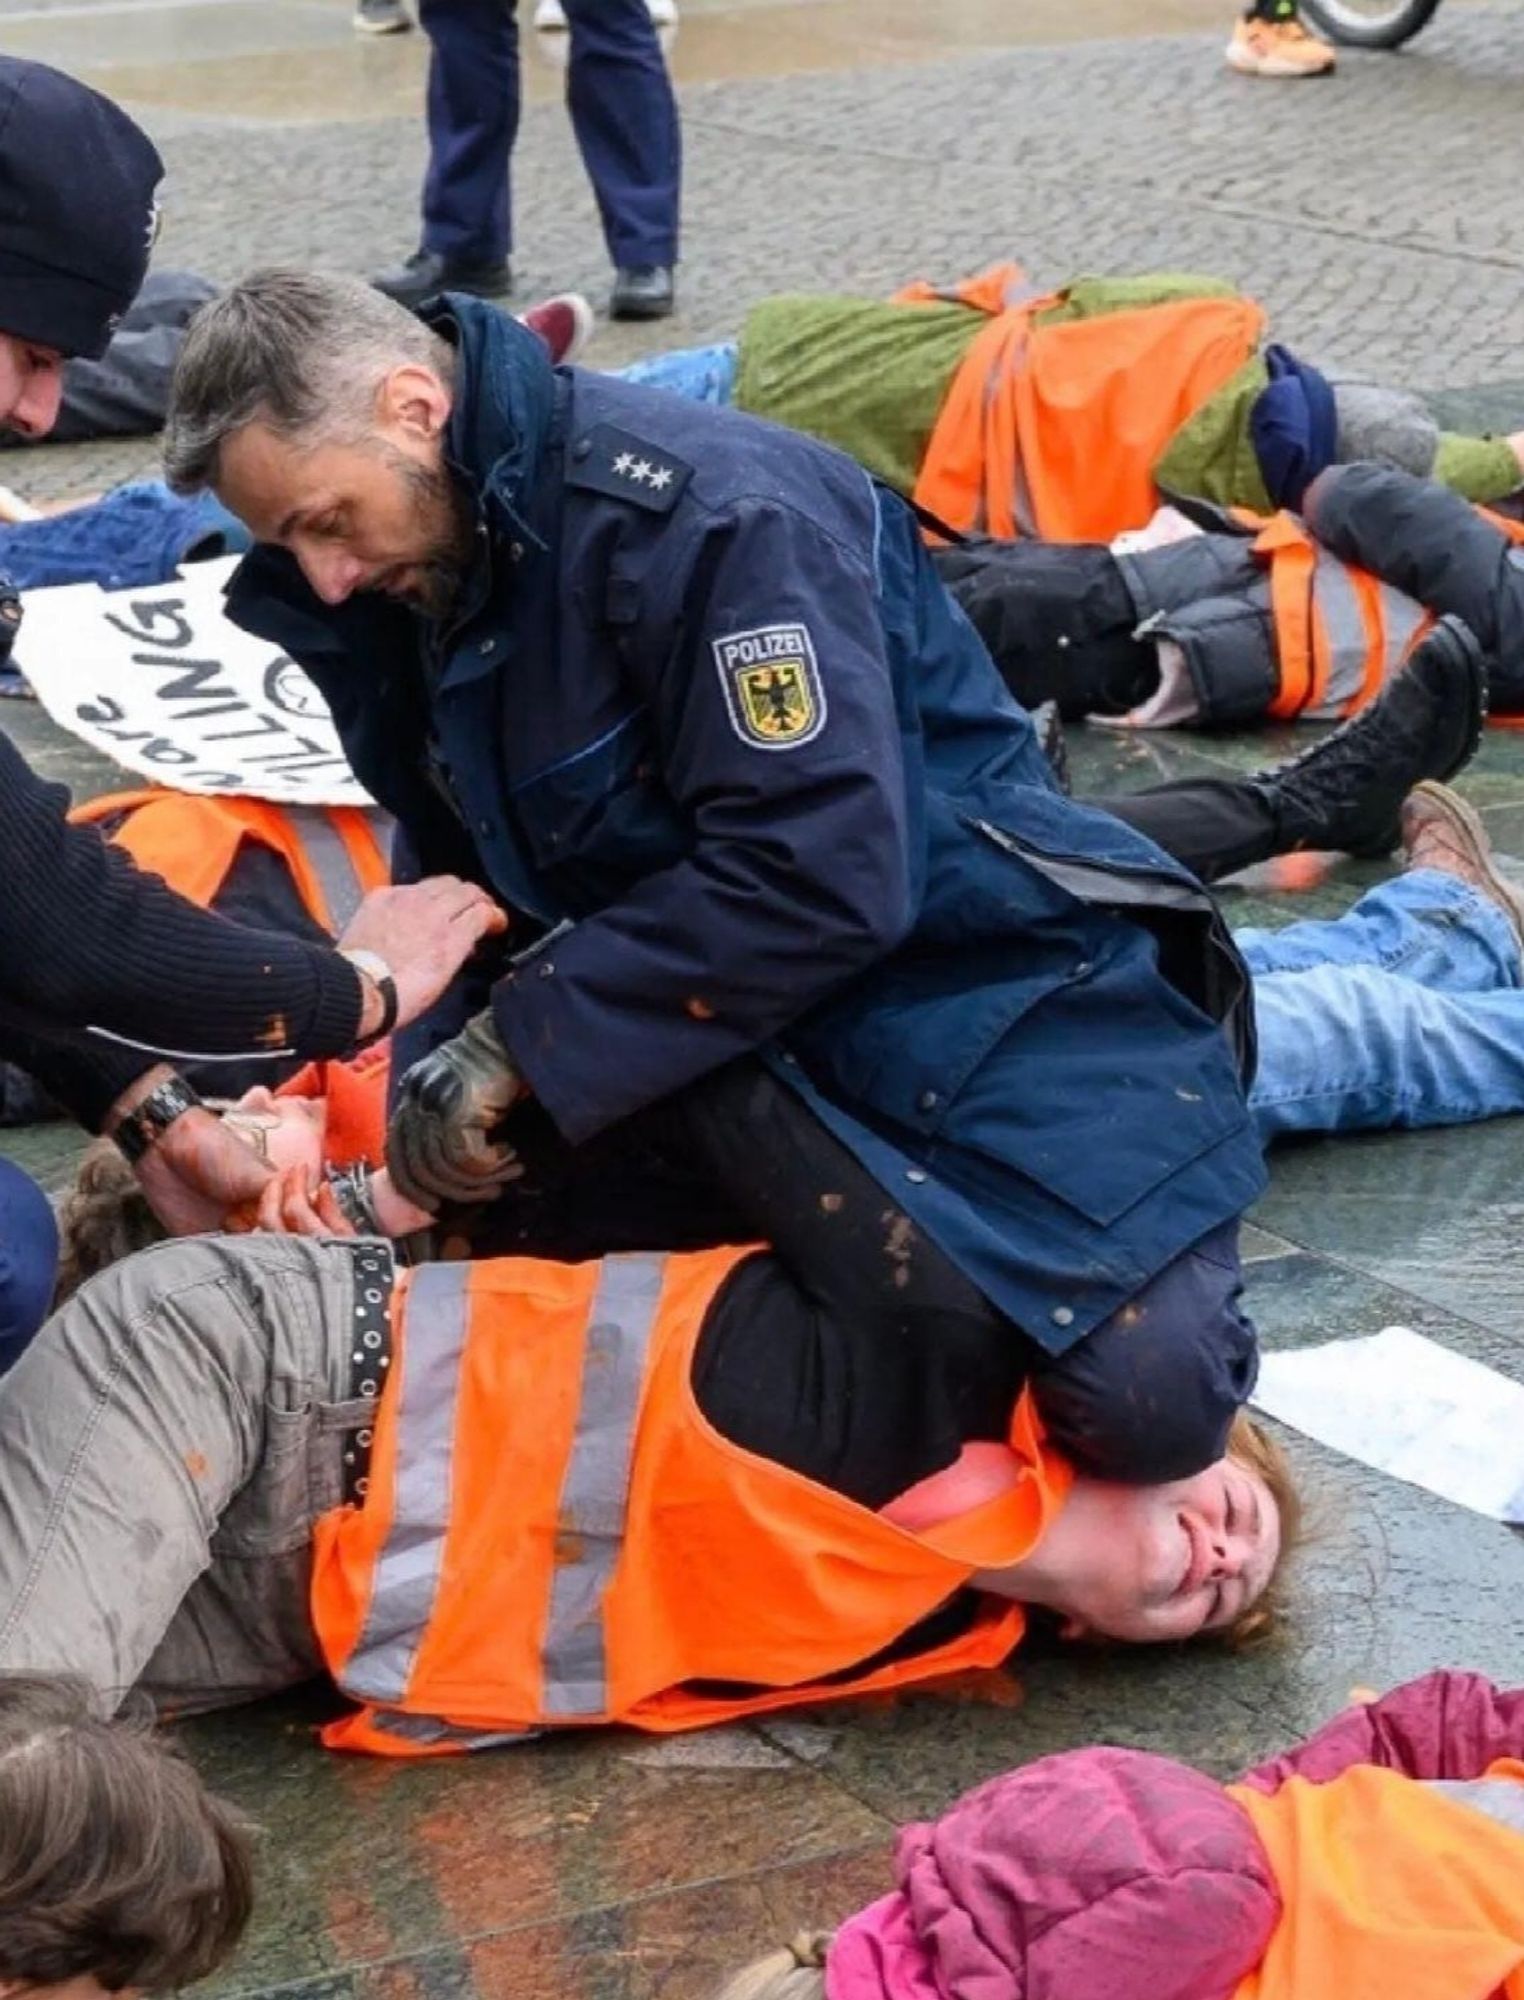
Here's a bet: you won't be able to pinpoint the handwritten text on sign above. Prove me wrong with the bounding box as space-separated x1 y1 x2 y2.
16 557 372 806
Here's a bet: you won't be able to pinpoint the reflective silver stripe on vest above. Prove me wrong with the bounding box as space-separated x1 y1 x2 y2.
340 1262 472 1703
361 1709 538 1753
541 1252 667 1718
1375 580 1429 679
1424 1776 1524 1836
1309 548 1372 717
289 807 367 934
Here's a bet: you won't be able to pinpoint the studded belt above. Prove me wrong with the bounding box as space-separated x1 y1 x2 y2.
341 1240 397 1506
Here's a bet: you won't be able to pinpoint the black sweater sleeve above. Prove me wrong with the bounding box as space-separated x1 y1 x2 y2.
0 731 364 1122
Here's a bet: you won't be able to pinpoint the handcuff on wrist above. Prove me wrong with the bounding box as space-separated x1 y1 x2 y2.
112 1074 203 1166
341 948 399 1052
325 1163 383 1236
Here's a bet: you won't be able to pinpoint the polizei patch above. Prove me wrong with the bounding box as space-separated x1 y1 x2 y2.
712 622 826 749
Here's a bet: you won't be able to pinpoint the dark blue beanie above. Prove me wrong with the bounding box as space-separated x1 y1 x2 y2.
0 58 163 361
1248 343 1340 511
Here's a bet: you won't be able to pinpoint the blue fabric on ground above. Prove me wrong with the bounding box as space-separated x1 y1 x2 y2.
616 340 739 406
0 480 251 593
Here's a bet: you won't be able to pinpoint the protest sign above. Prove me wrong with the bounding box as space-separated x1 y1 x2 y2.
15 556 372 806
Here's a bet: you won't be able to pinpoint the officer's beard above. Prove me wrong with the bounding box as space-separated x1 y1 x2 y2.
390 453 477 620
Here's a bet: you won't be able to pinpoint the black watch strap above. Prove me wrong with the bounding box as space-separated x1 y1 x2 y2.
342 950 400 1052
113 1074 202 1165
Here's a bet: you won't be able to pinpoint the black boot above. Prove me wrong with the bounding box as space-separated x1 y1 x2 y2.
610 266 675 321
1250 615 1488 857
371 250 512 310
1030 699 1071 795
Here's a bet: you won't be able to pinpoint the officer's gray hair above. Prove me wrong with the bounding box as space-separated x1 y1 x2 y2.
162 267 457 493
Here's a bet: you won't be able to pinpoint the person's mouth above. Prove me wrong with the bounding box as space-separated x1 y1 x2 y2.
1175 1513 1210 1598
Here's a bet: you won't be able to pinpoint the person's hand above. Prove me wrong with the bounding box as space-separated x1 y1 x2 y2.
243 1165 356 1239
338 878 508 1034
134 1104 276 1235
386 1009 527 1210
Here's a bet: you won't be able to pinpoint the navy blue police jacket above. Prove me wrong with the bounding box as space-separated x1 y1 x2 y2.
226 300 1266 1353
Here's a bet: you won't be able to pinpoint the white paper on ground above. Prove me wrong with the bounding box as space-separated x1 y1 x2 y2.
1252 1326 1524 1523
15 557 372 806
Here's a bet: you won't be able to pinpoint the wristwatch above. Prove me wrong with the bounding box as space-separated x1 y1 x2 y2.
341 948 399 1050
112 1073 203 1165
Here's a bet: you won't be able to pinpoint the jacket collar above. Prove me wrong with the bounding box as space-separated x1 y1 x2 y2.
426 291 556 555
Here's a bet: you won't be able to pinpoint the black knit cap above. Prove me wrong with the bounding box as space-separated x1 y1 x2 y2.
0 57 163 361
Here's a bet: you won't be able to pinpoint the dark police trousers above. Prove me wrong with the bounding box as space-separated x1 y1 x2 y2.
418 0 681 267
456 1059 1259 1494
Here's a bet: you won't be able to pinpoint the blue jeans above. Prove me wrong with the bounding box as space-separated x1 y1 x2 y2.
617 341 738 405
1245 870 1524 1143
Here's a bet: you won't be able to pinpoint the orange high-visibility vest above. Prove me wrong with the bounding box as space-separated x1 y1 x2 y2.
275 1044 389 1169
69 790 391 936
1250 513 1434 723
1479 506 1524 734
897 262 1264 544
70 790 394 1162
1227 1763 1524 1999
312 1248 1070 1755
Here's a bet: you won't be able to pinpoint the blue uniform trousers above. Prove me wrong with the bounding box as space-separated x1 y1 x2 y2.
0 1158 57 1375
418 0 681 268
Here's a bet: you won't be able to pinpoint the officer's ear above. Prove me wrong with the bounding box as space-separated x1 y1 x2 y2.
375 363 452 448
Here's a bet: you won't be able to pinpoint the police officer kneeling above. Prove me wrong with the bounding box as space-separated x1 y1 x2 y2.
164 268 1267 1486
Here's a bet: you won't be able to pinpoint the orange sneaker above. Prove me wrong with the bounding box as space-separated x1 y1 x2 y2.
1225 15 1338 75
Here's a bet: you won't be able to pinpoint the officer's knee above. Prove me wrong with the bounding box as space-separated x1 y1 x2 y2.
1033 1225 1259 1485
0 1160 59 1373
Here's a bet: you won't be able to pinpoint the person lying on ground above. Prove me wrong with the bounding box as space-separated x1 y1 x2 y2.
163 268 1266 1472
0 1074 1297 1742
715 1669 1524 2000
1245 779 1524 1148
937 461 1524 732
0 1671 253 2000
1049 612 1488 885
616 263 1524 540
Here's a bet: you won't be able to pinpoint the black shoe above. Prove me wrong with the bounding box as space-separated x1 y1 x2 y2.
610 265 674 321
371 250 512 311
1250 614 1489 857
1030 699 1071 795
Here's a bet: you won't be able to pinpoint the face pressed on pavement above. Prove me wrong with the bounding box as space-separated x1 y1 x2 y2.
1070 1457 1282 1644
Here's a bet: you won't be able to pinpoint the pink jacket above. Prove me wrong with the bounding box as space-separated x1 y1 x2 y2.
826 1672 1524 2000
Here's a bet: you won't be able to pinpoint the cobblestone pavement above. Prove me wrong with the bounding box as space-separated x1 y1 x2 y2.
5 7 1524 1998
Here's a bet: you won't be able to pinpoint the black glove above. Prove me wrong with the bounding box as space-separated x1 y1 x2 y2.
386 1009 526 1210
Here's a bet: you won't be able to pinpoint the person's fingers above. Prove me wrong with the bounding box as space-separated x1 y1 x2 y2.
447 895 509 936
279 1173 328 1235
254 1173 290 1233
